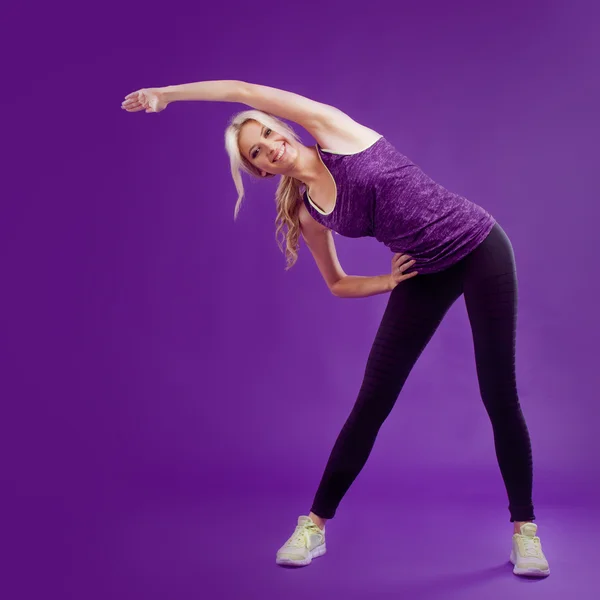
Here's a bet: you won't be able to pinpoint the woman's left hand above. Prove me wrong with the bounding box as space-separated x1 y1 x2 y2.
121 88 169 113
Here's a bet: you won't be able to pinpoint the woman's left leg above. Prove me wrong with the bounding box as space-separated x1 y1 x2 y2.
460 223 535 523
461 222 549 576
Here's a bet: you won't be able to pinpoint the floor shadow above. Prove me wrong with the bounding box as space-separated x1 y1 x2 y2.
329 561 549 599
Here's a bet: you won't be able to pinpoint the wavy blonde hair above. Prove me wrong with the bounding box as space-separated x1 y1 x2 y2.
224 109 305 270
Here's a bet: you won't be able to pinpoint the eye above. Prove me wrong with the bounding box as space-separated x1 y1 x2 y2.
251 128 272 159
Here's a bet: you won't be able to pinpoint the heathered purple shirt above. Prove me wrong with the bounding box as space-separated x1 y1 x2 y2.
302 135 496 275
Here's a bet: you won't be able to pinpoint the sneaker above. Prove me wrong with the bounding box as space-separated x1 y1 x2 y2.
510 522 550 577
276 515 327 567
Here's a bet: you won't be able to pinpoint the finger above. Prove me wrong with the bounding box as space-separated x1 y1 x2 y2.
395 271 417 284
122 100 141 110
396 259 416 272
393 254 413 266
402 270 418 279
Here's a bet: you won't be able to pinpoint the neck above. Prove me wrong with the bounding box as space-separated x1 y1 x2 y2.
287 144 324 188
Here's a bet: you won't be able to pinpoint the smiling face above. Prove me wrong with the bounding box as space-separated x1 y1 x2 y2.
237 120 298 177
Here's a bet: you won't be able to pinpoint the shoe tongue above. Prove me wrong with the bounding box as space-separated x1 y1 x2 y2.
298 515 312 526
520 523 537 537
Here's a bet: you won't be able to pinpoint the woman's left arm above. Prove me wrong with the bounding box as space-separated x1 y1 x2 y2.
236 81 350 134
161 79 357 138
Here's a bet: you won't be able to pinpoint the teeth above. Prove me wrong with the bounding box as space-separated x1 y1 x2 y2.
274 143 285 162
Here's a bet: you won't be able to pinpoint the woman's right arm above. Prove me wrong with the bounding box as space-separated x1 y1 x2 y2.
299 204 393 299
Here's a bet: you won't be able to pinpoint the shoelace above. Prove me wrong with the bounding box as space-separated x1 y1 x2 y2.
520 535 543 558
286 523 321 547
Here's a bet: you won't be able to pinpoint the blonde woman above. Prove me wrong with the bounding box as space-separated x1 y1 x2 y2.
121 80 550 577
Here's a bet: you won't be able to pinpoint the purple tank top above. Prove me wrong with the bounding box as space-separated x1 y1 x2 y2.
302 135 496 275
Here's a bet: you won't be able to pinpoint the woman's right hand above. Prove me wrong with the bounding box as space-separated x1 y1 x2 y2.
389 253 418 290
121 88 169 113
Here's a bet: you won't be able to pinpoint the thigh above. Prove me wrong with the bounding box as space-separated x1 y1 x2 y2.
356 269 463 419
461 223 519 399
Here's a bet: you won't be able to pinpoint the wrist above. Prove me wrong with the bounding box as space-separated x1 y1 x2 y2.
160 86 176 103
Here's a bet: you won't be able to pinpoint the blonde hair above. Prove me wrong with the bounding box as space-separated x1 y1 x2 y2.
224 109 304 270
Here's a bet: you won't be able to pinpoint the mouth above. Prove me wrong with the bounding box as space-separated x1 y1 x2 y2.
272 142 286 163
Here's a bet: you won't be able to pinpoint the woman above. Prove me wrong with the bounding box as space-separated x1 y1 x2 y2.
121 80 550 577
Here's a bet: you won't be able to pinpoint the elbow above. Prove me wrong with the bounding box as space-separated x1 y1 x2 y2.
232 80 250 103
330 277 344 297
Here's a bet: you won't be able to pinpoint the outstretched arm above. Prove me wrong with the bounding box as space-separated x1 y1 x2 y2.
161 79 244 103
163 80 344 131
238 81 349 135
124 79 360 139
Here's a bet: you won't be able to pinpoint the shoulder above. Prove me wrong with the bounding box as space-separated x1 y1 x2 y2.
312 108 383 154
298 198 328 233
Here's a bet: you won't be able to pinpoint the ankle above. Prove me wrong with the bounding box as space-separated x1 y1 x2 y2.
309 511 327 531
513 521 534 534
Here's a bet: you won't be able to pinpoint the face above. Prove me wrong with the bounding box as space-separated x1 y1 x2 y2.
238 120 297 177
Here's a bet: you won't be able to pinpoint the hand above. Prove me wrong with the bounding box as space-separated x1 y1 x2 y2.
389 253 418 291
121 88 168 113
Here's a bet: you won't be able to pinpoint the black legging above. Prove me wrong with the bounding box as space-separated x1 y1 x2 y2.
310 222 535 523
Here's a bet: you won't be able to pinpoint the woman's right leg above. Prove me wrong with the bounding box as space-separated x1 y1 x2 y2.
309 268 464 522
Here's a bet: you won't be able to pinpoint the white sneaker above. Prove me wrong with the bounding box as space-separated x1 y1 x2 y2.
276 515 327 567
510 522 550 577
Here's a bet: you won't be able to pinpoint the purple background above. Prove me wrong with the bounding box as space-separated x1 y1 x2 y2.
3 1 599 598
